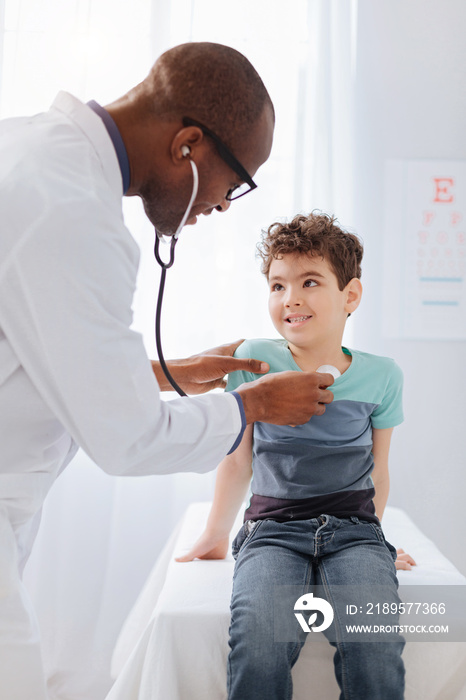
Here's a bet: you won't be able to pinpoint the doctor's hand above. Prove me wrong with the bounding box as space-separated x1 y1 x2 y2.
151 339 269 394
237 370 334 426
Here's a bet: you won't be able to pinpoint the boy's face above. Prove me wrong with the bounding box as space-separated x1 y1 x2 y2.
267 252 360 353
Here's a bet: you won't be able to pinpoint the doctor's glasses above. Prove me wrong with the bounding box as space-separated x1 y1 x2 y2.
182 117 257 201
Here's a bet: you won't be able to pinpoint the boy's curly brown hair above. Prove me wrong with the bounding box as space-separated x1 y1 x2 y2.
257 212 363 291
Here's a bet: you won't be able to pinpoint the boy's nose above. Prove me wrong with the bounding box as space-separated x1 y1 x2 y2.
285 292 303 307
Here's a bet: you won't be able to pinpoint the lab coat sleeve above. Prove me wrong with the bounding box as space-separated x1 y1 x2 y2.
0 196 242 476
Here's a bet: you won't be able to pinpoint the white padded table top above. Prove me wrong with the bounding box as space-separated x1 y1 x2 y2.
107 504 466 700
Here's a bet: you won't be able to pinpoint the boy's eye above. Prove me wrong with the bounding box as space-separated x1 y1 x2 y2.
304 279 317 288
271 283 284 292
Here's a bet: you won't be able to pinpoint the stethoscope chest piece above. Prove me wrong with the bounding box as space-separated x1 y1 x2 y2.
316 365 341 380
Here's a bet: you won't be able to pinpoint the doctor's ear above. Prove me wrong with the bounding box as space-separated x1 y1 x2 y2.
344 278 363 316
171 126 203 164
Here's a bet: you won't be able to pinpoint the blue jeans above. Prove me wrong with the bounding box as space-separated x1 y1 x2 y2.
227 515 405 700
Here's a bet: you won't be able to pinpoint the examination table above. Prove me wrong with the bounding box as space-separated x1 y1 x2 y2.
107 503 466 700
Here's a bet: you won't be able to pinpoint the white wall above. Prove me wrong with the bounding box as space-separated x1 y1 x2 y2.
352 0 466 573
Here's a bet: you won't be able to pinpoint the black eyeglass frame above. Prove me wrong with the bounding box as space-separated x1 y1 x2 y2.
182 117 257 201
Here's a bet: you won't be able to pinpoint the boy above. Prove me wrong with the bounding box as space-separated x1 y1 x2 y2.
178 212 406 699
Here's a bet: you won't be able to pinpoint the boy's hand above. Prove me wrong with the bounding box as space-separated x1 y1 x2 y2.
237 370 334 425
395 548 416 571
151 339 269 394
175 531 230 562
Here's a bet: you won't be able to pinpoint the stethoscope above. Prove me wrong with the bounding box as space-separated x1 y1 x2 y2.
153 148 198 397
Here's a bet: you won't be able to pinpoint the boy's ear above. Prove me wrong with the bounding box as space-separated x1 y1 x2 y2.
344 278 363 315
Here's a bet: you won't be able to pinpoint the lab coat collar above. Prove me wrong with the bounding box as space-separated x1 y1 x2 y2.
87 100 130 194
50 91 125 199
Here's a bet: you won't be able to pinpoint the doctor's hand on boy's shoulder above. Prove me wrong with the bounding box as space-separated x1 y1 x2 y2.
237 370 334 426
151 339 270 394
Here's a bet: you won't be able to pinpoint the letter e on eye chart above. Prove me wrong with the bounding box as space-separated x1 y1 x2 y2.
383 159 466 339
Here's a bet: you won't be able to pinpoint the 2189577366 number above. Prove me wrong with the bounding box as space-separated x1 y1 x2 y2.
346 602 446 615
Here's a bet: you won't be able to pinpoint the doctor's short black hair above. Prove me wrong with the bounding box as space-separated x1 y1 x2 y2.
141 42 274 152
257 211 363 291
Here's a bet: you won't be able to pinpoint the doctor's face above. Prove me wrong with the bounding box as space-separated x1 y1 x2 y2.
140 156 233 235
141 106 274 236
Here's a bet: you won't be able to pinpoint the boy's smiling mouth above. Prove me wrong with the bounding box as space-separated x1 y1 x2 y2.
285 314 312 324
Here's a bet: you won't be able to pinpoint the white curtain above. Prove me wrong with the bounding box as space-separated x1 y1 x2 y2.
0 1 356 697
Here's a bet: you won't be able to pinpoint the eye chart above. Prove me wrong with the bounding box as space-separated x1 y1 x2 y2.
383 160 466 339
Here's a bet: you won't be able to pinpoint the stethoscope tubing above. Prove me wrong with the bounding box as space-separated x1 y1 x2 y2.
154 236 187 396
154 233 177 270
153 157 199 397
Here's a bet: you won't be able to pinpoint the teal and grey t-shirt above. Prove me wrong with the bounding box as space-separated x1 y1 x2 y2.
226 339 404 525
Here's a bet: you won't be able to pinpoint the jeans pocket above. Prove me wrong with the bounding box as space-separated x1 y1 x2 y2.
231 520 261 560
369 522 398 562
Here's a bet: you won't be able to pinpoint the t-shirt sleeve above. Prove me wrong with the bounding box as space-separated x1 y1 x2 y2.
371 361 404 429
225 340 258 392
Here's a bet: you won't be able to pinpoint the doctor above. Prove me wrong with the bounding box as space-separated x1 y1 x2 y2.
0 42 334 697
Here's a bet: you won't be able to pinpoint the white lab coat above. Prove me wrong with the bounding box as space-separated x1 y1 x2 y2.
0 92 243 698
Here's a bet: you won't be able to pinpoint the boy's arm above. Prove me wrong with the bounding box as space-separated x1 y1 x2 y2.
372 427 416 571
176 424 253 562
371 427 393 521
